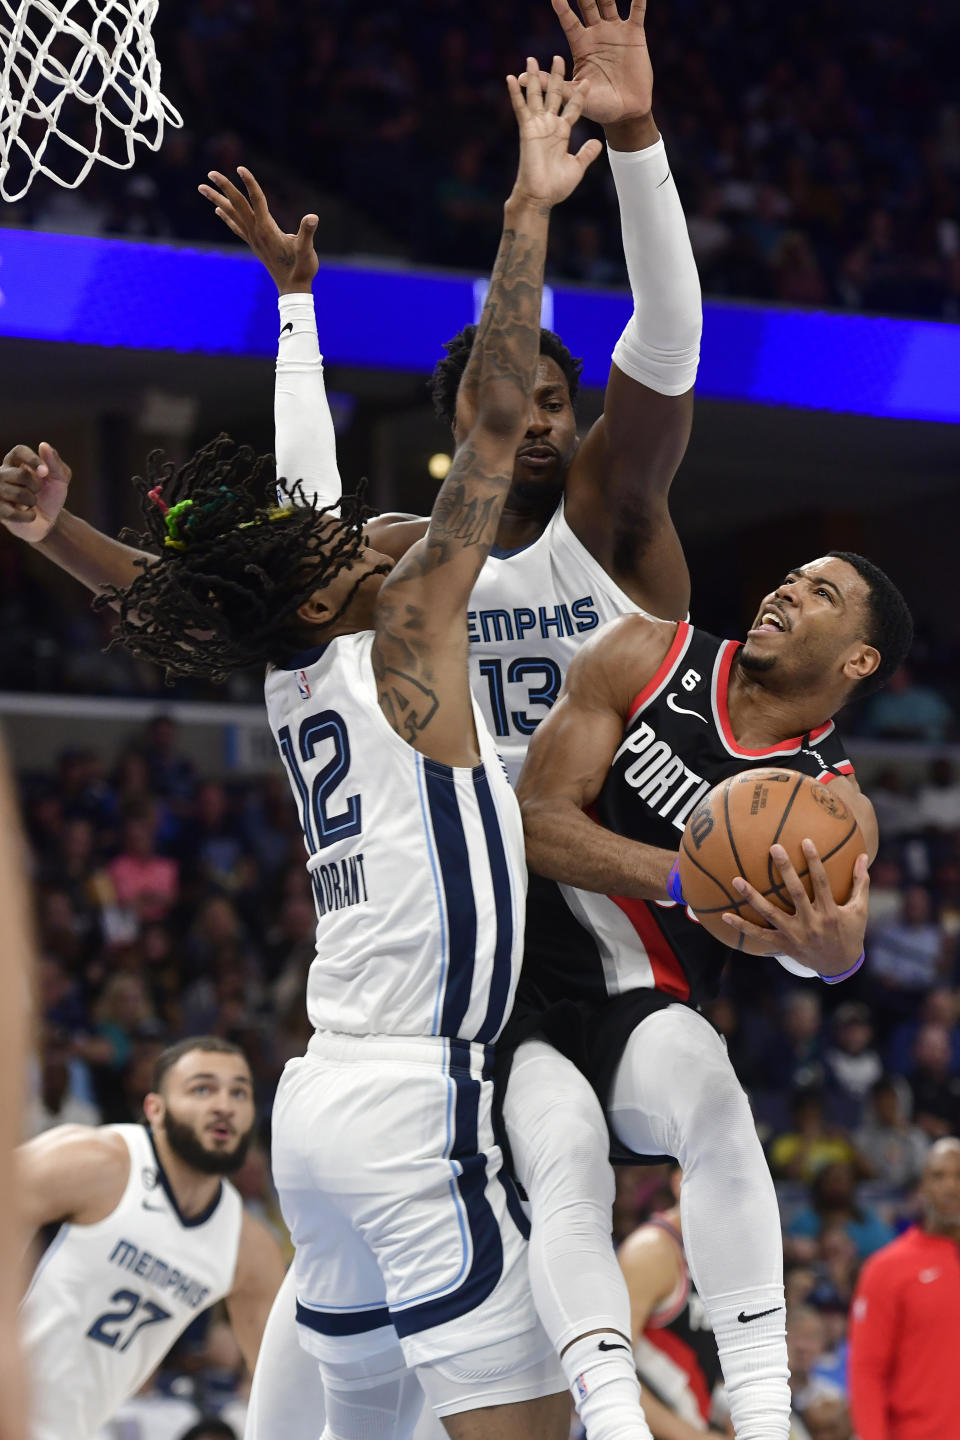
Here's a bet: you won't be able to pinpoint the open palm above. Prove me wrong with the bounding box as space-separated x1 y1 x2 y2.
552 0 653 126
509 56 602 208
198 167 318 295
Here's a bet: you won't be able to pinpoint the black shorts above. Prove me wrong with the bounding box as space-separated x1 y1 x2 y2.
495 983 700 1168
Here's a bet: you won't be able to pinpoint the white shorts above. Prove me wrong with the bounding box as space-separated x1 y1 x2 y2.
272 1030 561 1405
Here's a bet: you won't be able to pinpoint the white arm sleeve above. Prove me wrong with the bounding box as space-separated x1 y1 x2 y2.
608 136 703 396
274 293 342 514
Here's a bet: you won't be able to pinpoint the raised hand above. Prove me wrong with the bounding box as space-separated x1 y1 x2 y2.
0 443 71 543
550 0 653 127
198 167 318 295
508 56 602 209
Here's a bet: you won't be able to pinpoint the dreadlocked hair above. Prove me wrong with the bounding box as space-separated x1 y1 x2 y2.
429 323 584 425
93 433 382 684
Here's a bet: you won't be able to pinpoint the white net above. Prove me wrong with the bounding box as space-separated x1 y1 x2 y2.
0 0 182 202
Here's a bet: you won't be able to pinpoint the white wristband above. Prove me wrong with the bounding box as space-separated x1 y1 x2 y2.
607 137 702 397
274 293 342 514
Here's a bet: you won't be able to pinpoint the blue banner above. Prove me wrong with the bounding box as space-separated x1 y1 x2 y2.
0 227 956 423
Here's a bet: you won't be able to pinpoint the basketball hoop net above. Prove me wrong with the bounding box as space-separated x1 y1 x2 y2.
0 0 182 202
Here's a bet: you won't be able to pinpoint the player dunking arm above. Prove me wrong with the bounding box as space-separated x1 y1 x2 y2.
510 558 913 1440
619 1167 729 1440
16 1037 286 1440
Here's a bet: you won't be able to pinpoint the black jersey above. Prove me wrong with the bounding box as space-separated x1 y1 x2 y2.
632 1216 722 1426
525 621 854 1012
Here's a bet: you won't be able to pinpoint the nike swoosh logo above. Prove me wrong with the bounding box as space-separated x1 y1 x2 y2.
657 169 672 188
737 1307 781 1323
141 1200 166 1212
280 321 294 335
919 1269 941 1283
666 692 707 723
597 1339 630 1352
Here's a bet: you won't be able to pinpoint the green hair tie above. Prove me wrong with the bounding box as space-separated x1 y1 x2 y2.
162 487 236 550
163 499 194 550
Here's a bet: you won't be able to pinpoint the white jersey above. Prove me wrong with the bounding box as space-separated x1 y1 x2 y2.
21 1123 243 1440
265 629 526 1043
467 501 644 784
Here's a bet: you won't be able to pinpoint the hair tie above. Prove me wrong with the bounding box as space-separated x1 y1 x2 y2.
163 498 194 550
147 484 169 516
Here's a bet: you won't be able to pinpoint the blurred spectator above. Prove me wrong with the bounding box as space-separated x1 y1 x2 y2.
23 1029 100 1137
866 885 955 1027
854 1075 930 1189
808 1230 859 1345
761 992 826 1093
823 1003 883 1109
861 665 955 743
916 756 960 832
178 782 246 894
787 1307 845 1417
886 986 960 1073
864 776 920 845
76 973 159 1119
770 1090 860 1183
786 1163 894 1263
102 807 180 926
141 715 197 808
907 1023 960 1138
800 1394 852 1440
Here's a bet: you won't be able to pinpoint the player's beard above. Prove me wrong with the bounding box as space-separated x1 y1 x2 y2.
737 644 777 675
162 1108 253 1176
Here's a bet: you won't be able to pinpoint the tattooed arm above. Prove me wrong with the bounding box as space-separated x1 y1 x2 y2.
372 57 601 766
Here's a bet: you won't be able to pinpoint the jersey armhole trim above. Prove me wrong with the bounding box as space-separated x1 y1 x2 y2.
145 1124 223 1229
627 622 691 723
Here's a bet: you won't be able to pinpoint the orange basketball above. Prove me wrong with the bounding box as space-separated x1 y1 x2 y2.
677 768 864 954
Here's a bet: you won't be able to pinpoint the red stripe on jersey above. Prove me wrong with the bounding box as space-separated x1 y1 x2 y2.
609 894 690 1000
642 1325 713 1423
627 622 691 724
714 642 835 756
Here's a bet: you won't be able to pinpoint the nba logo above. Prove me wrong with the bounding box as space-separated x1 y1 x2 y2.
574 1374 589 1402
297 670 311 700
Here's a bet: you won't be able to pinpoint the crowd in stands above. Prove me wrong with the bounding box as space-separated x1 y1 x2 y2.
16 704 960 1436
7 0 959 320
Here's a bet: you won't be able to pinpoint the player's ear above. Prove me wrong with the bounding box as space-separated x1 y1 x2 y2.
843 642 880 685
142 1091 163 1125
297 589 332 629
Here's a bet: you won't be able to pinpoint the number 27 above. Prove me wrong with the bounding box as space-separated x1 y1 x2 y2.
87 1288 172 1352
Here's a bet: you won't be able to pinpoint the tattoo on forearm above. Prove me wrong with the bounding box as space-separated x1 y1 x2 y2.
430 482 499 549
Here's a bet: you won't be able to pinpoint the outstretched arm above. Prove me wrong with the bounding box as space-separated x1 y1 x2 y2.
1 443 153 596
547 0 701 618
372 59 601 767
517 613 678 894
198 168 344 514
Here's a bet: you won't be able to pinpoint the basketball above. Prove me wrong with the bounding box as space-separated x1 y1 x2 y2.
677 769 865 953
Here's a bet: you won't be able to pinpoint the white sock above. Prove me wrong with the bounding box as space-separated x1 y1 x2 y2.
560 1333 651 1440
707 1289 790 1440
